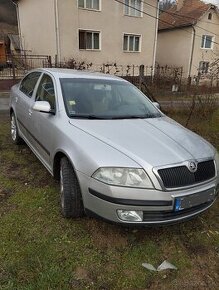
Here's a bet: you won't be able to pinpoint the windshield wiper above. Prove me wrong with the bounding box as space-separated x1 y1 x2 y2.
69 114 161 120
69 114 111 119
110 114 159 119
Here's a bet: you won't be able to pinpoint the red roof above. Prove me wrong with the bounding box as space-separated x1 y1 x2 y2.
159 0 214 31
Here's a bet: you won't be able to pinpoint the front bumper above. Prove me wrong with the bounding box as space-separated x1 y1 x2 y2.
77 171 219 225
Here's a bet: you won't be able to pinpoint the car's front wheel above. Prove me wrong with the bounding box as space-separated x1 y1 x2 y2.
60 157 84 218
10 112 23 145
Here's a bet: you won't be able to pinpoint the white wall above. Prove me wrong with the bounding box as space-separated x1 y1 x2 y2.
18 0 57 57
18 0 159 68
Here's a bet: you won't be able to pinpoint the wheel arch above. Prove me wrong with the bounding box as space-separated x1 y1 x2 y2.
53 150 78 181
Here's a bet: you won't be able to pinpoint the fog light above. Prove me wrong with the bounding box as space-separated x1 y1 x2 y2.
117 210 143 222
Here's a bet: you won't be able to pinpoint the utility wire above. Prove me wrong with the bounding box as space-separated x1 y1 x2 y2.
114 0 219 46
142 0 219 38
157 1 219 26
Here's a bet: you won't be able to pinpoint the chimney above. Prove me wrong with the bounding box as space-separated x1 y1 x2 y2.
176 0 185 11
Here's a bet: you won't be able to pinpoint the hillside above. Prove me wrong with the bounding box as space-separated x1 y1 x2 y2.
0 21 18 36
0 0 17 25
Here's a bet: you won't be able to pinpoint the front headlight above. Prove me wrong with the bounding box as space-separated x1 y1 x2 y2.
92 167 153 188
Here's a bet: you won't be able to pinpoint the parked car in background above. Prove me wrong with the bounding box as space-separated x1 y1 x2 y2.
9 68 219 225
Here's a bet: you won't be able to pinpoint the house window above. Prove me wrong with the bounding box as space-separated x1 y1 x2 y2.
208 13 212 20
79 30 100 50
201 35 213 49
123 34 140 52
124 0 142 17
78 0 100 10
199 61 209 74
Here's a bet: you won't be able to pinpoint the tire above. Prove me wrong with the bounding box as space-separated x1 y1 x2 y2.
60 157 84 218
10 112 23 145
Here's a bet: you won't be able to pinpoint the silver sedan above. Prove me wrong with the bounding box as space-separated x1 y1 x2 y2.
9 68 219 225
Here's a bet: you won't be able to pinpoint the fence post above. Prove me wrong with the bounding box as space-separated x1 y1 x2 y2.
139 64 144 90
11 55 16 80
55 54 58 67
48 56 52 67
102 64 105 74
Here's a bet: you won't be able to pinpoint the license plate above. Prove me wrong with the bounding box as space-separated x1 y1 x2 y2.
174 188 215 211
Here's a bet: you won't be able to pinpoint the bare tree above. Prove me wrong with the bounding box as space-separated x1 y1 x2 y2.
159 0 175 12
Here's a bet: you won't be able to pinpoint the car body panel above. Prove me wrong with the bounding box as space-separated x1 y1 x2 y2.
69 117 215 169
9 68 219 225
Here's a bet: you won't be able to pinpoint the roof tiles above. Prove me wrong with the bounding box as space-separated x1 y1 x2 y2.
159 0 212 31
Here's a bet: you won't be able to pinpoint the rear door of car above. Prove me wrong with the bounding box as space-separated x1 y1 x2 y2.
15 71 42 143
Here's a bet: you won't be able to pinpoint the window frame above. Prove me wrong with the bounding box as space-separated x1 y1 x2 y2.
208 13 212 20
123 33 141 52
198 61 210 74
79 29 101 51
78 0 101 11
35 73 57 112
19 71 42 98
201 35 213 49
124 0 143 18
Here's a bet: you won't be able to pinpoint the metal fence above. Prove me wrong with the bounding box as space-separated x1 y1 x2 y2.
0 54 51 79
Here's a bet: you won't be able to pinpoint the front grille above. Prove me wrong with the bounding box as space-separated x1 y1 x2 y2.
143 201 213 222
158 160 215 188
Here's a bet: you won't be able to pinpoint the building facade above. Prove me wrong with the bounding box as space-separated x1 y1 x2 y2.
14 0 159 71
156 0 219 81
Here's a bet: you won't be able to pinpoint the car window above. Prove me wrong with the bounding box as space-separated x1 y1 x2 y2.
35 74 56 110
60 78 161 119
20 72 41 98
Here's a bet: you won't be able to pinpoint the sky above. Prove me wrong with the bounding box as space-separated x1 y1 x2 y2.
203 0 219 5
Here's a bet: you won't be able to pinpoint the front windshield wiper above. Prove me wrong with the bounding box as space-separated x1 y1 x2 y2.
69 114 161 120
110 114 160 119
69 114 112 119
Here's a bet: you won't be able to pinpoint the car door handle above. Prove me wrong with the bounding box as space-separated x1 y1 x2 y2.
28 109 32 116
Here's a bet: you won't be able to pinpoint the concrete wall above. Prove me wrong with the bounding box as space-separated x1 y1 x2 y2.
18 0 57 56
57 0 158 66
156 27 193 78
18 0 158 67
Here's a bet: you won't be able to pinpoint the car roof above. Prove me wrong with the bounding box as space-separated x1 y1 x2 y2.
36 68 127 82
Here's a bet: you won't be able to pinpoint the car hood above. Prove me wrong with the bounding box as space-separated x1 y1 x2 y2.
69 116 215 168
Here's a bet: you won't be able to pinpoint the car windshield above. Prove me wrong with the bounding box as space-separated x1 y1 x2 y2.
60 78 161 119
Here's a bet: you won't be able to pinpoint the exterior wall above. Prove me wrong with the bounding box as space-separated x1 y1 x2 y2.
57 0 158 67
157 8 219 79
17 0 158 67
156 27 193 78
18 0 57 56
191 8 219 77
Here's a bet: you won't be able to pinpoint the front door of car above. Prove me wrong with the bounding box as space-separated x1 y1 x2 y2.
15 71 42 144
30 73 57 168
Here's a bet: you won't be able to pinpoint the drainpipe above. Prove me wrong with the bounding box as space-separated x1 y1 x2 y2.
12 0 23 52
152 0 159 78
188 25 196 84
54 0 61 64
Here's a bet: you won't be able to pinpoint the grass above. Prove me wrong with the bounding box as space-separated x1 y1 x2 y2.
0 110 219 290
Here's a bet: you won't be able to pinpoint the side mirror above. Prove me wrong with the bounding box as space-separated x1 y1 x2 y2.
32 101 52 114
153 102 160 110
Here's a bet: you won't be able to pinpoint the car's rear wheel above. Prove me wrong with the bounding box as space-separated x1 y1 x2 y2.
10 113 23 145
60 157 84 218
